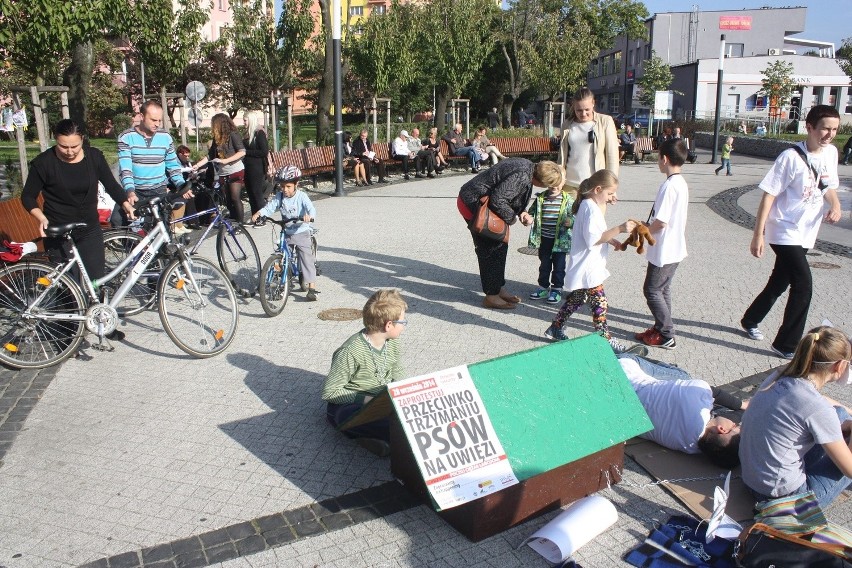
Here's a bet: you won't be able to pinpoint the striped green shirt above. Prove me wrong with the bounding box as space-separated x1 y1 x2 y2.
321 330 404 404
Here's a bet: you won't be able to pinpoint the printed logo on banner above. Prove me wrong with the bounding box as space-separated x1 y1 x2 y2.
389 365 518 510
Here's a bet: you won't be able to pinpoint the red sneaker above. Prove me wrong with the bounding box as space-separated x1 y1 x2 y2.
635 327 656 341
642 330 677 350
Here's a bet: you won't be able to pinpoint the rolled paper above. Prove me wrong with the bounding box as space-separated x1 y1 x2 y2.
523 495 618 563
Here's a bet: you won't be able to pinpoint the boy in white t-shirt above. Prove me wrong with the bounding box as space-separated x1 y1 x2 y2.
741 105 842 359
636 139 689 350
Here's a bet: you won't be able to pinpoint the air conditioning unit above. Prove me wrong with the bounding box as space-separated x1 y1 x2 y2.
767 48 782 56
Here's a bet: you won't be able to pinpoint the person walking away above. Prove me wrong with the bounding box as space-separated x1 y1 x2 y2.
243 111 269 215
715 136 734 176
739 326 852 509
487 107 499 130
322 289 408 457
543 169 636 354
458 159 564 309
250 166 319 300
740 105 842 359
559 87 619 193
636 140 690 351
527 169 574 304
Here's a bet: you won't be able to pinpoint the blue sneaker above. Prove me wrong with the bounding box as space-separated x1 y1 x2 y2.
770 345 795 359
529 288 549 300
544 325 568 341
547 290 562 304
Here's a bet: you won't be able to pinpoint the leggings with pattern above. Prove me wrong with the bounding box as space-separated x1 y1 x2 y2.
552 284 610 339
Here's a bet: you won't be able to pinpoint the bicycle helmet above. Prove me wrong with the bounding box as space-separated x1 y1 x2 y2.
275 165 302 184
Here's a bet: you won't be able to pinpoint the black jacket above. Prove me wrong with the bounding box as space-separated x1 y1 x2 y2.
458 158 534 224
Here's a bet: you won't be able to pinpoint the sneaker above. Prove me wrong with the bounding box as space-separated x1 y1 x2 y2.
622 343 650 357
173 225 192 235
608 337 629 354
743 325 764 341
529 288 549 301
355 437 390 457
635 327 656 341
544 324 568 341
770 345 795 359
546 290 561 304
726 173 733 176
306 289 317 301
642 330 677 349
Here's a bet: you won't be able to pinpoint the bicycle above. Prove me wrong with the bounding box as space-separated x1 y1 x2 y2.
101 166 261 315
0 196 239 369
254 216 318 317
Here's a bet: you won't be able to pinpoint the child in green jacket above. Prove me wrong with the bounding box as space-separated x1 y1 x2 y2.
526 184 575 304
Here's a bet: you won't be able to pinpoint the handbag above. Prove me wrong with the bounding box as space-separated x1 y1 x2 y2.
739 523 852 567
472 196 509 243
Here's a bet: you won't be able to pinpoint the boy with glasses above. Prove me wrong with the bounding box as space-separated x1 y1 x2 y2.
322 289 408 456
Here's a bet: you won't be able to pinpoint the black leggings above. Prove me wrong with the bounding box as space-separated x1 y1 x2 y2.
45 223 105 281
222 178 245 223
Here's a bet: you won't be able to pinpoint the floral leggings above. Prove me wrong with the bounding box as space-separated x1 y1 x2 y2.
551 284 610 339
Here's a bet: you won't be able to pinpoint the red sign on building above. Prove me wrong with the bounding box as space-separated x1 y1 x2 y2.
719 15 752 30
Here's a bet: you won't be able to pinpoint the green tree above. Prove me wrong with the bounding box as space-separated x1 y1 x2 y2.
636 53 674 107
759 59 795 130
837 37 852 83
348 2 419 96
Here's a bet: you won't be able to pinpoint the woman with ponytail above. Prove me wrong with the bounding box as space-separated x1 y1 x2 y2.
739 326 852 508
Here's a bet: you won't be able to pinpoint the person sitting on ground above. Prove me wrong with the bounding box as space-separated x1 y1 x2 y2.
618 124 637 163
322 289 408 457
407 127 435 178
475 126 506 165
392 130 415 180
425 127 448 173
443 123 481 174
250 165 319 301
739 326 852 509
617 353 746 468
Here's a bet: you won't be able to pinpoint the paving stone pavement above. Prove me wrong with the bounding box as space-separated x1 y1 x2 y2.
0 155 850 568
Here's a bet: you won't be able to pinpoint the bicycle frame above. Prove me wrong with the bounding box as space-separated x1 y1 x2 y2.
170 181 248 261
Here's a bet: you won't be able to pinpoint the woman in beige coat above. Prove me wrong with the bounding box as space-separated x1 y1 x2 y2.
559 87 619 190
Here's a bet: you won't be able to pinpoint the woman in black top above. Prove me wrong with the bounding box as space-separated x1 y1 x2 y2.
350 129 387 184
242 112 269 215
22 119 134 281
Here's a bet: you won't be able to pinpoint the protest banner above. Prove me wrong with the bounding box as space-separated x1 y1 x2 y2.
389 365 518 510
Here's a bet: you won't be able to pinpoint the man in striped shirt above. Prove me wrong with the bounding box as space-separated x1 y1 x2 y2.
118 100 185 205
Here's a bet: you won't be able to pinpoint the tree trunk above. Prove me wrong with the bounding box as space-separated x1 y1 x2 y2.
62 41 94 133
315 0 333 145
434 86 451 133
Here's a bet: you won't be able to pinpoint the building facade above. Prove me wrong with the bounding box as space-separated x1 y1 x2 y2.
588 6 851 124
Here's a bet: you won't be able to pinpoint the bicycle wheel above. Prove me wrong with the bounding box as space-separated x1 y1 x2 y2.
216 223 261 298
158 256 238 357
258 254 290 317
0 262 86 369
103 229 166 316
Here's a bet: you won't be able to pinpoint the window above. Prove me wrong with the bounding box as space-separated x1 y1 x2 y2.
812 86 823 106
829 87 839 106
602 55 610 76
609 93 620 113
348 24 364 35
349 6 363 15
725 43 744 58
628 49 633 67
614 52 622 74
372 5 385 14
218 0 226 9
590 59 598 77
645 44 652 59
846 93 852 114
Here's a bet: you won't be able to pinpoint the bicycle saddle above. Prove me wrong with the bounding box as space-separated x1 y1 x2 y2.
45 222 88 238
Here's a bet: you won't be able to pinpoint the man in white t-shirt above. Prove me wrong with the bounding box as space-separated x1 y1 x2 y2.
618 354 745 468
741 105 842 359
636 139 689 351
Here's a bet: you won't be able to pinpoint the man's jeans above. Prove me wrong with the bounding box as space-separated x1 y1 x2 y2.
454 146 479 169
617 353 690 381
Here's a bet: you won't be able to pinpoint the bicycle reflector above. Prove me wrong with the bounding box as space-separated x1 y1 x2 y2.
215 330 224 341
36 276 51 286
4 343 18 353
175 279 186 290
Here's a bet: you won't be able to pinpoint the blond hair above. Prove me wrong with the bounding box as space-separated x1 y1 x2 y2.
533 160 564 189
572 170 618 214
363 289 408 333
781 326 851 381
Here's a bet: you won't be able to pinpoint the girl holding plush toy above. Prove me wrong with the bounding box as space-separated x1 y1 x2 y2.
543 169 636 354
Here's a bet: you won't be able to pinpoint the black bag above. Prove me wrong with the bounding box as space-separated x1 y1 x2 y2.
740 523 852 568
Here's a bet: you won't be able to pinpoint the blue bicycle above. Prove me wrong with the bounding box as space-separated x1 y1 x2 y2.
255 216 318 317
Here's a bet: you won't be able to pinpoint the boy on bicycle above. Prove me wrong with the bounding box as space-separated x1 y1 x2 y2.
251 166 319 300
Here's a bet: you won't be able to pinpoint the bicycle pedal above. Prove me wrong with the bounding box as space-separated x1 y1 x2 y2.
91 341 115 352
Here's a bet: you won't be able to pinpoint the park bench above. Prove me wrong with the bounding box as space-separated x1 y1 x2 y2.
0 196 43 249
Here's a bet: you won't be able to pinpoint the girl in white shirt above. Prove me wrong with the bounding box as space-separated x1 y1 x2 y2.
544 169 635 353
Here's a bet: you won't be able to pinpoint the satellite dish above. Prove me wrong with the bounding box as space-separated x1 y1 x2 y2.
185 81 206 103
187 107 203 128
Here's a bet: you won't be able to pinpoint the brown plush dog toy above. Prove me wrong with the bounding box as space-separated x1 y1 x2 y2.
618 220 656 254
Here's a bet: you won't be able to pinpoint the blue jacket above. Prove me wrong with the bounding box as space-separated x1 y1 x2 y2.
257 190 316 236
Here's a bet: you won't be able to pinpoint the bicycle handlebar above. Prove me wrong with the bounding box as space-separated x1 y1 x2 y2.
254 216 314 228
